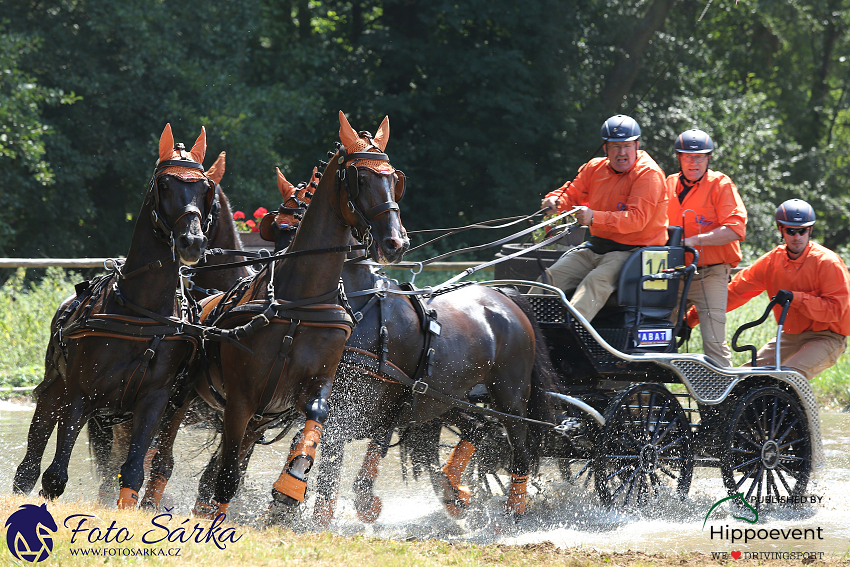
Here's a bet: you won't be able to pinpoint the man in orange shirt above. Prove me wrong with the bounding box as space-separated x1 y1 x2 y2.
540 115 668 321
668 129 747 366
687 199 850 379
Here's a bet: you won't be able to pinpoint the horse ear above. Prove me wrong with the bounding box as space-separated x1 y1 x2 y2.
206 151 226 185
373 116 390 151
339 110 360 150
158 123 174 163
276 167 296 199
190 126 207 164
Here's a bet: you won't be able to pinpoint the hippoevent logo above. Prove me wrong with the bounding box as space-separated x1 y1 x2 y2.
703 492 826 559
5 504 58 563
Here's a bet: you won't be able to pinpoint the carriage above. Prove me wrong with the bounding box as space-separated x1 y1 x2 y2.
434 224 822 510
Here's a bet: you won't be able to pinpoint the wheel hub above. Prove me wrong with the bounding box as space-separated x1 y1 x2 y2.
761 440 780 470
639 444 658 473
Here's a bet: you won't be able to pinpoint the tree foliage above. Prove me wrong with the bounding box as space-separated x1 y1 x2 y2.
1 0 849 261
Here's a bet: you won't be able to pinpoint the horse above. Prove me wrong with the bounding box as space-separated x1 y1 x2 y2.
86 150 253 505
12 124 219 508
135 163 316 510
142 111 409 519
305 244 558 525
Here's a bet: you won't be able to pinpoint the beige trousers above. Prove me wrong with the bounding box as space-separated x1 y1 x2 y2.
750 329 847 380
539 247 633 321
672 264 732 366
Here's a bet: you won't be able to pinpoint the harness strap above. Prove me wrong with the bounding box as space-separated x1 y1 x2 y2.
255 319 300 420
340 348 554 427
120 335 164 412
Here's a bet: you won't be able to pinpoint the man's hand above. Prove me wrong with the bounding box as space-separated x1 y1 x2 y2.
676 323 692 342
774 289 794 304
541 195 560 213
575 206 593 226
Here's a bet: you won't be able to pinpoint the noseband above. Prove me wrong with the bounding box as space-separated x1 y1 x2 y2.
336 141 405 244
146 158 216 245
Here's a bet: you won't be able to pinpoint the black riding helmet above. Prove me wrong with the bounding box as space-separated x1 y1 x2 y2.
776 199 816 227
674 129 714 153
600 115 641 141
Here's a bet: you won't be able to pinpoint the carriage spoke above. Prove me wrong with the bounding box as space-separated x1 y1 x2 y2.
651 402 670 444
770 405 789 439
776 418 801 445
657 434 687 454
744 465 765 501
731 455 762 471
774 467 794 494
734 462 759 490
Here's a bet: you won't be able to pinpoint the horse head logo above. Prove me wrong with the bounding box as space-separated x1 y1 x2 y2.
5 503 58 563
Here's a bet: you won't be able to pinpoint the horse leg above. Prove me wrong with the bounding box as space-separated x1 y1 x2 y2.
437 413 478 518
204 400 254 519
501 419 531 521
352 441 384 523
271 380 332 506
12 385 63 494
40 396 85 500
194 429 260 517
312 434 345 528
116 393 169 509
141 399 193 509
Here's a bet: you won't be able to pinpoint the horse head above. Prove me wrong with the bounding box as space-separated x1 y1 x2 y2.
336 111 409 264
150 123 217 265
259 166 313 251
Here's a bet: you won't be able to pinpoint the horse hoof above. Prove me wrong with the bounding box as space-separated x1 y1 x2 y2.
355 495 382 523
192 499 228 520
266 493 301 527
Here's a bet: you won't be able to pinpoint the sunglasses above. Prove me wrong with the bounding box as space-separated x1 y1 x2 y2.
782 227 809 236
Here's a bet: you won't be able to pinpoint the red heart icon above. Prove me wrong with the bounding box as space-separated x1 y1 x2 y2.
731 551 742 559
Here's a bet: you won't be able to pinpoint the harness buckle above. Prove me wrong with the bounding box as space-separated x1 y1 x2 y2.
412 380 429 395
354 311 364 322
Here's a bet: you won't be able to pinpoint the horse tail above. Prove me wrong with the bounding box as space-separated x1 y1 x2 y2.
497 286 560 470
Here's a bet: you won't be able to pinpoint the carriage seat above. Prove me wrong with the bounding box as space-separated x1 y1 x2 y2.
590 225 690 353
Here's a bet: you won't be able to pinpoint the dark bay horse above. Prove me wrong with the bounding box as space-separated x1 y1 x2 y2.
146 112 409 519
87 151 252 504
12 124 218 508
308 247 558 525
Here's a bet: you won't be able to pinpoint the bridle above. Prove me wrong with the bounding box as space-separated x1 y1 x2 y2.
335 134 405 245
146 149 217 246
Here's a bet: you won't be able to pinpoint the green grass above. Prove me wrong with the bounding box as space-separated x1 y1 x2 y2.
0 268 77 389
2 268 848 409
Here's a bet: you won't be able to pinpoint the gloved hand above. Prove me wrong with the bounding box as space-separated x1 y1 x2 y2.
676 323 692 342
774 289 794 305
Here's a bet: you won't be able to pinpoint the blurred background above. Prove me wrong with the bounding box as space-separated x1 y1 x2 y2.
2 0 850 263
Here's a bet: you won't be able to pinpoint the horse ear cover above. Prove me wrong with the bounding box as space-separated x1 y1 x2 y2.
206 151 226 185
189 126 206 164
158 123 174 164
276 167 297 200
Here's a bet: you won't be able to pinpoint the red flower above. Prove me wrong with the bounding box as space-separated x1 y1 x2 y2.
233 210 246 220
253 207 268 219
246 219 256 228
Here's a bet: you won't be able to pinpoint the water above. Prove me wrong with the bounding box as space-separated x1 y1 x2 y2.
2 400 849 555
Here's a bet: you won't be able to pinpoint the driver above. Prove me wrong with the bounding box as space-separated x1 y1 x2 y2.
686 199 850 379
540 114 668 321
667 129 747 366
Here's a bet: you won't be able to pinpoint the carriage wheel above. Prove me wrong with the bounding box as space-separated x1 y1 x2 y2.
720 386 811 511
593 383 693 507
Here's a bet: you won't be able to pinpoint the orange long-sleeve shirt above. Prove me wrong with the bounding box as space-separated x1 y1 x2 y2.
545 151 668 247
687 241 850 335
666 170 747 267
